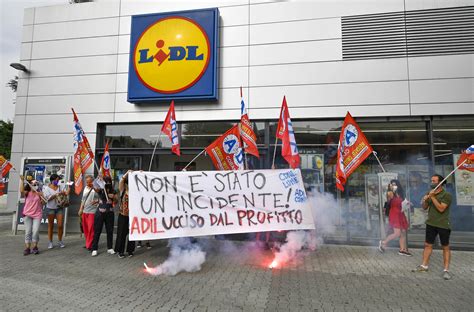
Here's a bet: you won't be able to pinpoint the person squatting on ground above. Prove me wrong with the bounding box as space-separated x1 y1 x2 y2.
78 175 99 251
114 170 136 258
20 176 44 255
413 174 453 280
379 179 412 256
91 176 117 256
43 173 70 249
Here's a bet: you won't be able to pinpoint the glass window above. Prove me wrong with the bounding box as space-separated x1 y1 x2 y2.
104 123 171 149
433 116 474 232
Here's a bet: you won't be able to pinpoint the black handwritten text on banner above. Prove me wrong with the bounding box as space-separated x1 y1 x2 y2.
128 169 315 240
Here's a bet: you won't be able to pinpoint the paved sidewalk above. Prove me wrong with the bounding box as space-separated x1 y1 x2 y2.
0 230 473 312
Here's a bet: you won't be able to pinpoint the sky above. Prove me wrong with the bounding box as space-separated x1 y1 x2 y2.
0 0 68 121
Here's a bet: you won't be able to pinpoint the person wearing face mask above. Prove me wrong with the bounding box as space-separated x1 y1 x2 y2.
78 175 99 251
378 179 411 256
413 174 453 280
19 176 45 255
43 173 69 249
91 175 117 257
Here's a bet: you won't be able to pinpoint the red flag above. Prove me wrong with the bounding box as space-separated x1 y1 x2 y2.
457 144 474 172
205 125 244 170
336 112 374 191
100 140 111 177
276 96 300 169
0 155 13 179
161 101 181 156
72 108 95 195
240 88 259 158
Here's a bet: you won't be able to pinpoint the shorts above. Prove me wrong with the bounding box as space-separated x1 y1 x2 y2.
46 208 64 216
425 224 451 246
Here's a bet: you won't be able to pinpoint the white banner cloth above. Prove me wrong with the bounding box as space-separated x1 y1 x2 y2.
129 169 315 240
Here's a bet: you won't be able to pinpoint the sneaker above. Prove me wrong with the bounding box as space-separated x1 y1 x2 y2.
412 265 429 272
47 241 54 249
117 253 125 259
23 248 30 256
378 240 385 253
91 250 98 257
128 252 134 258
32 247 39 255
107 249 115 255
400 250 413 257
57 241 65 248
145 242 152 250
136 242 142 249
443 270 452 280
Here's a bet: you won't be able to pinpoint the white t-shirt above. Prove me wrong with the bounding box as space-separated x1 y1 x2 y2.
43 185 61 209
81 186 99 214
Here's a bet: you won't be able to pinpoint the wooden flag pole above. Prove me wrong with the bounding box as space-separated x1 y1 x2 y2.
372 151 386 172
271 136 278 169
182 149 206 171
148 131 162 172
434 158 467 191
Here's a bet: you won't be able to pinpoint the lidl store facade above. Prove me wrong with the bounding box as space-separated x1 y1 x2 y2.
8 0 474 248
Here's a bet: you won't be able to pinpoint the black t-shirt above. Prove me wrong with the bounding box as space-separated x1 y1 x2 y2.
97 188 115 210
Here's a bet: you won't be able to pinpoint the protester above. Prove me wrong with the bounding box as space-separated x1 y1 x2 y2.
78 175 99 251
378 179 411 256
114 170 135 258
413 174 453 280
43 173 69 249
91 176 117 256
20 176 44 255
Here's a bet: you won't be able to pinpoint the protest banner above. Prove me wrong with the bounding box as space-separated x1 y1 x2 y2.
128 169 315 240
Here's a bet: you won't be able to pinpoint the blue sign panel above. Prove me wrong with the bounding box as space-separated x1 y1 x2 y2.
128 8 219 103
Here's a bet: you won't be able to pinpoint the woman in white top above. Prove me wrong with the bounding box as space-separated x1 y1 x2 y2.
43 173 70 249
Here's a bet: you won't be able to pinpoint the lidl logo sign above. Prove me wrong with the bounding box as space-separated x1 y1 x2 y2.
128 9 219 103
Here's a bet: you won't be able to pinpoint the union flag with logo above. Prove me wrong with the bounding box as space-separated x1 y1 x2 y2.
336 112 374 191
276 96 300 169
205 125 244 171
239 87 259 158
100 140 111 178
457 144 474 172
72 108 95 195
161 101 181 156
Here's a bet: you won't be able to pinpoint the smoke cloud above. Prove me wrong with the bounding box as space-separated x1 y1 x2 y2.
272 191 339 267
146 238 206 276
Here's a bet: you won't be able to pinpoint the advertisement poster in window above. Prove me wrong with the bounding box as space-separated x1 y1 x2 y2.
453 154 474 206
365 174 380 230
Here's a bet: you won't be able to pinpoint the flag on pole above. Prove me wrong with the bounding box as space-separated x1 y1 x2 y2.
0 155 13 179
336 112 374 191
276 96 300 169
72 108 95 195
457 144 474 172
239 87 259 158
161 100 181 156
205 124 244 170
100 140 111 177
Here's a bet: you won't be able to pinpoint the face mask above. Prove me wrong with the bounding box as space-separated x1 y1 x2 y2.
430 183 437 189
391 185 398 192
53 180 59 186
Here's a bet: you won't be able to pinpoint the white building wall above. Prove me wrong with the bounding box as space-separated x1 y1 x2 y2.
7 0 474 211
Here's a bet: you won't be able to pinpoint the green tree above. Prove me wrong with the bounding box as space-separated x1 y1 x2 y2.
6 76 18 92
0 121 14 158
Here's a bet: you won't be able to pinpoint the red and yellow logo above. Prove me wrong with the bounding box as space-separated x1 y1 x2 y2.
133 16 210 94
